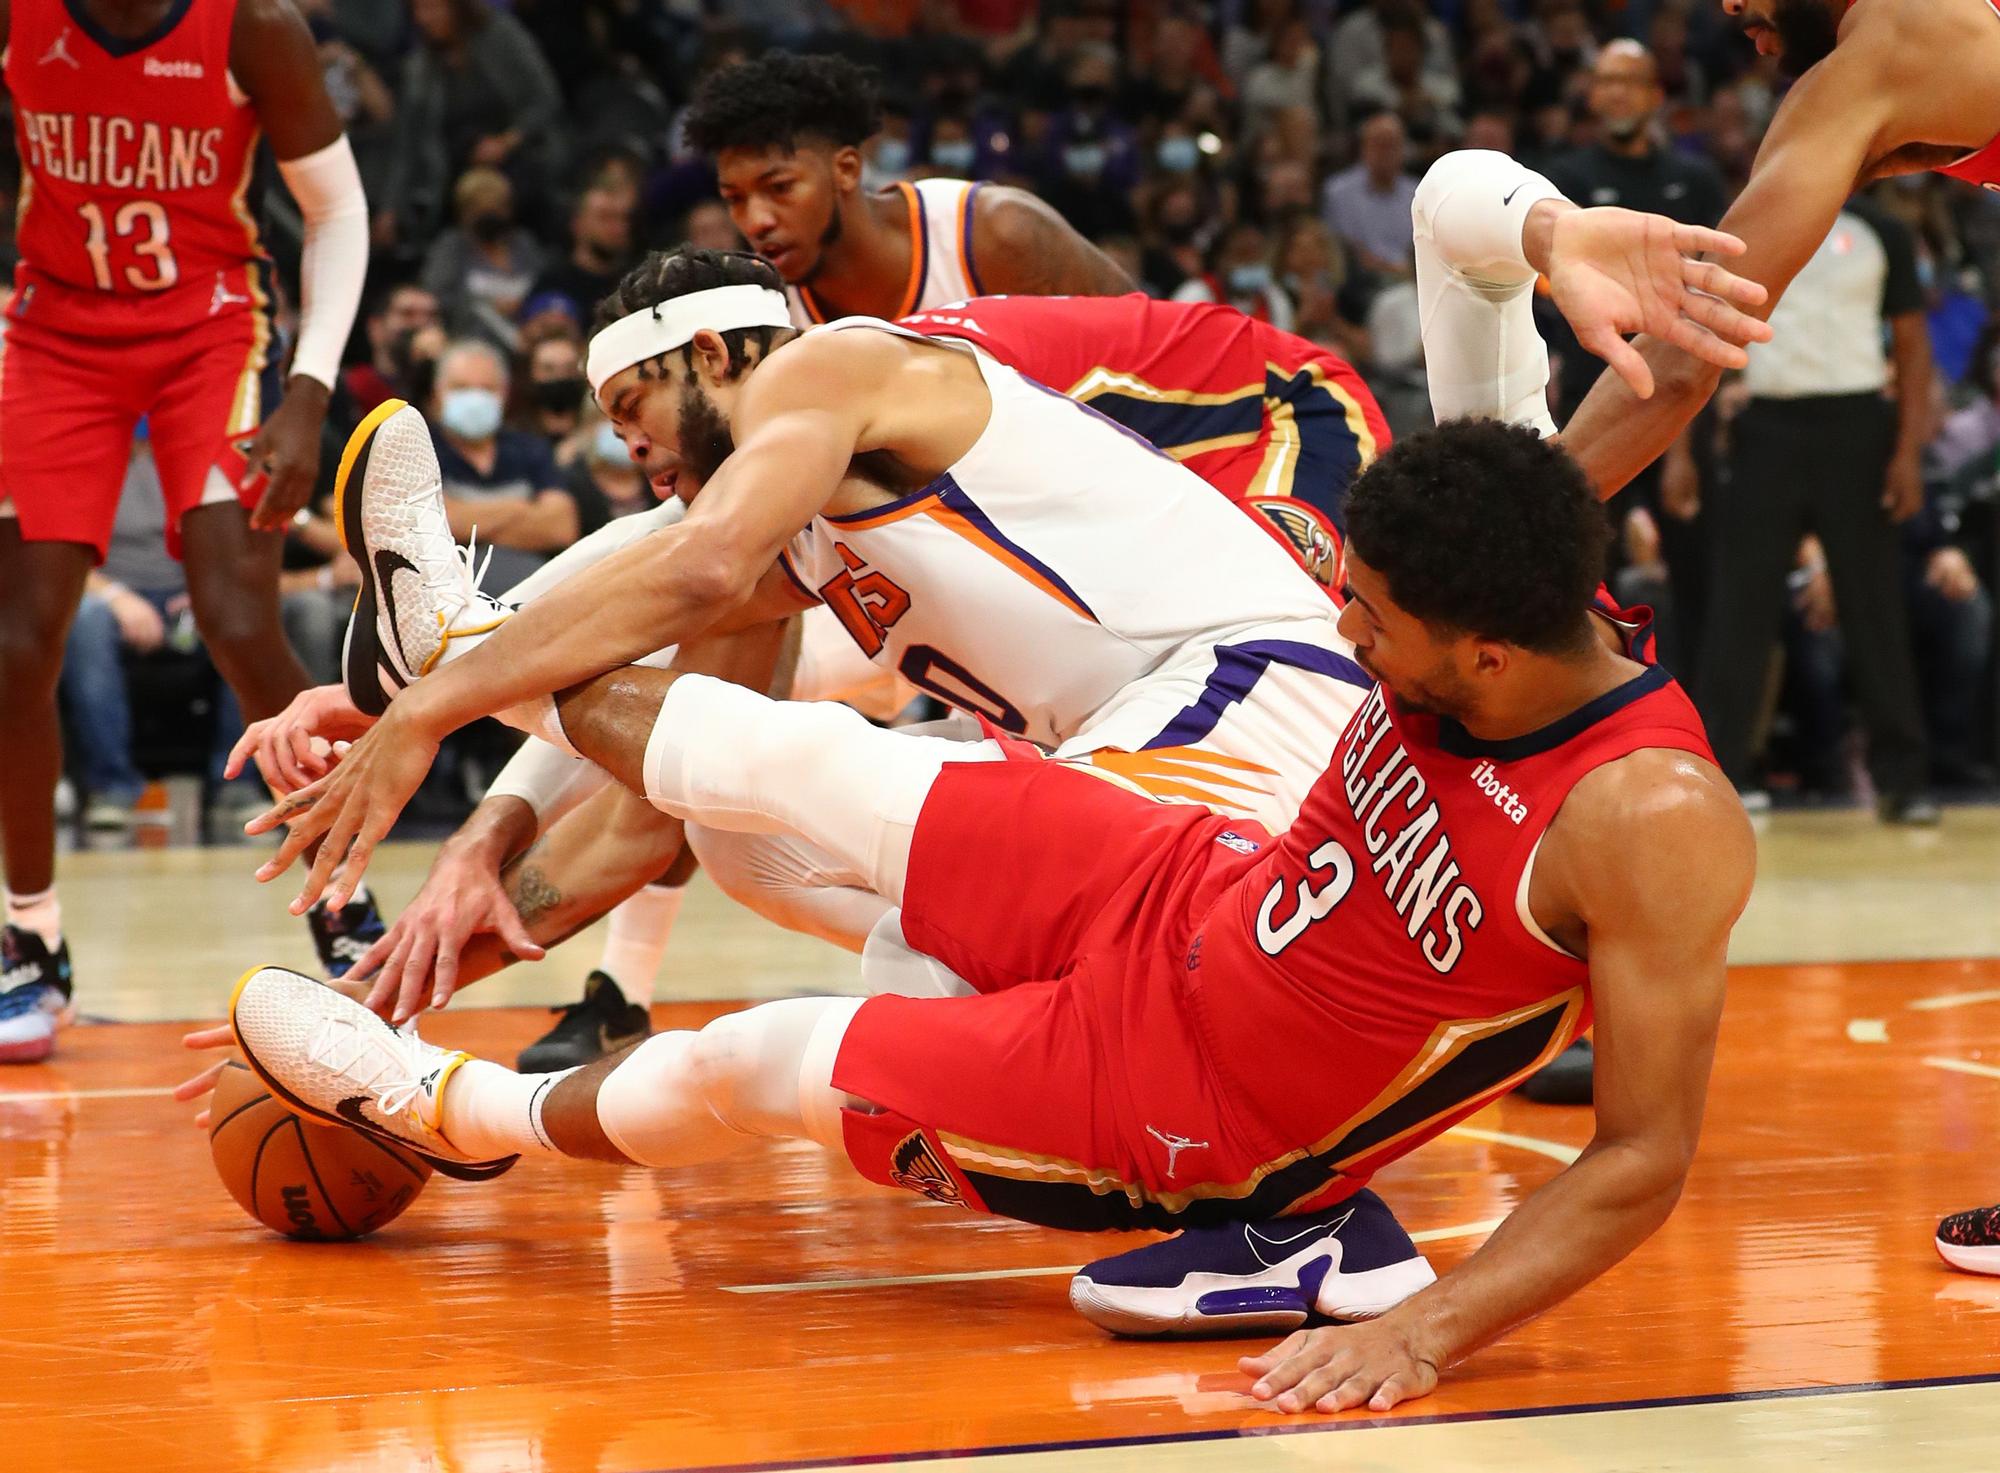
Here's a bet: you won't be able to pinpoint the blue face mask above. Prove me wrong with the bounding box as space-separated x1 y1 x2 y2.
592 420 631 466
931 138 977 172
441 386 504 441
875 138 912 175
1227 262 1272 296
1156 136 1199 173
1063 141 1108 178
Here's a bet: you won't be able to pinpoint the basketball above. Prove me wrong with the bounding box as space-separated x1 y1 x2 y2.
208 1060 432 1240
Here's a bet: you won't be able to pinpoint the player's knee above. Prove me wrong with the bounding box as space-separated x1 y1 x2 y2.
188 587 279 661
683 1011 770 1138
0 604 69 690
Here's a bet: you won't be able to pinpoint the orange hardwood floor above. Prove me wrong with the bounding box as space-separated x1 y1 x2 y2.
8 958 2000 1471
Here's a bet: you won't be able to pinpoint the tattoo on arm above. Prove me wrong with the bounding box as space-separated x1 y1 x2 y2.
508 857 564 927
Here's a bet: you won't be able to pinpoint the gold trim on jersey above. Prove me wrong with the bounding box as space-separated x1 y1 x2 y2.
224 130 271 434
1062 366 1258 407
1246 359 1383 501
934 988 1586 1217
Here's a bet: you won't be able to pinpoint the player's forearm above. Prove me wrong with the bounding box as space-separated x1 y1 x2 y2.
396 521 751 741
278 136 369 392
449 794 540 871
1562 338 1722 498
1386 1139 1688 1369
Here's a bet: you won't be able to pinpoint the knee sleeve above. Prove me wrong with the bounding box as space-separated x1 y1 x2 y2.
595 997 861 1166
642 674 1001 903
685 824 893 954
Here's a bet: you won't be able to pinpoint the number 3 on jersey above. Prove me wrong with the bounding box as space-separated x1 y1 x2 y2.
1256 839 1354 956
78 200 177 291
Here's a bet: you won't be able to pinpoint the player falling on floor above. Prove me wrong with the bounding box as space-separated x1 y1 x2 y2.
0 0 369 1062
225 393 1754 1412
456 47 1142 1063
299 287 1393 1077
1461 0 2000 1276
199 155 1768 1376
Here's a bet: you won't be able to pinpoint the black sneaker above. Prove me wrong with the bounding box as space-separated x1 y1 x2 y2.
1938 1204 2000 1275
307 887 388 979
1879 791 1943 826
517 971 652 1072
1515 1037 1593 1104
0 925 74 1064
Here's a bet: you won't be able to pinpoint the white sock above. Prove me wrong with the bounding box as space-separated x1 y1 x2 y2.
5 888 61 949
598 883 684 1007
440 1059 578 1159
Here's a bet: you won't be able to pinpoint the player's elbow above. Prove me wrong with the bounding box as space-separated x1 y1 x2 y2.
661 528 763 614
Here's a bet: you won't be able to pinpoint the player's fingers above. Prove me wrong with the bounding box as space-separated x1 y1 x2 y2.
194 1107 212 1130
1680 255 1769 311
253 817 323 886
1660 314 1750 373
363 934 415 1018
396 925 442 1024
1241 1331 1308 1384
1274 1358 1354 1413
1314 1369 1379 1414
346 927 397 983
1671 222 1748 261
246 774 330 838
171 1058 228 1103
181 1021 233 1051
493 897 545 966
325 815 391 914
1258 1345 1332 1402
293 807 361 914
1578 325 1655 399
1367 1369 1428 1413
224 722 261 781
1678 284 1771 349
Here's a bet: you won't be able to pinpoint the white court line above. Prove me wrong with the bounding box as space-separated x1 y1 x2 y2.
721 1219 1507 1296
1847 1018 1890 1044
1923 1056 2000 1081
1445 1125 1581 1165
0 1084 173 1103
1909 989 2000 1013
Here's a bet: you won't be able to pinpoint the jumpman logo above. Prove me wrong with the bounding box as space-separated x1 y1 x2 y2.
39 26 79 67
209 271 251 315
1146 1125 1209 1180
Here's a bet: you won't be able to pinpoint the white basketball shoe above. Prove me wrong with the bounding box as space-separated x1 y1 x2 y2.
229 965 517 1181
335 398 511 716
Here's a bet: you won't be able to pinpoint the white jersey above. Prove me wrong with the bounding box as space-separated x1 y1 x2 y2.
781 319 1362 770
787 178 988 327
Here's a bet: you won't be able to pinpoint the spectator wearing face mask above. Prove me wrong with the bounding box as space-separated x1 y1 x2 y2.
1171 221 1294 332
519 328 591 464
1040 45 1141 238
565 415 656 537
922 114 983 179
1138 178 1214 297
421 167 547 349
526 184 638 331
429 339 582 589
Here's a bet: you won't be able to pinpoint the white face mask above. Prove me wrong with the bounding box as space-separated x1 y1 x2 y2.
440 386 504 441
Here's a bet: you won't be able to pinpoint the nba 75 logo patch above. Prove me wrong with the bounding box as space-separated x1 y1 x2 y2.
890 1132 965 1207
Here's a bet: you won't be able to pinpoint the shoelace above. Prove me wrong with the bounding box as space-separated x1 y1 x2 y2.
422 524 495 627
305 1016 431 1125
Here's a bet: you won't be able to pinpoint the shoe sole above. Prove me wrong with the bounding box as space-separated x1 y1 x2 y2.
227 965 516 1183
1937 1237 2000 1275
0 1035 55 1064
334 397 410 718
1070 1254 1437 1339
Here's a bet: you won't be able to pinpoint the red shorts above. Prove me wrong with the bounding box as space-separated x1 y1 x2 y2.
0 296 276 561
834 759 1361 1231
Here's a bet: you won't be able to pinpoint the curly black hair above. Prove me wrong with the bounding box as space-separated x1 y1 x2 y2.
592 248 790 380
683 54 883 157
1344 418 1606 654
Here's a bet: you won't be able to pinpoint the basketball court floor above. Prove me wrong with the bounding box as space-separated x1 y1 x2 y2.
9 807 2000 1470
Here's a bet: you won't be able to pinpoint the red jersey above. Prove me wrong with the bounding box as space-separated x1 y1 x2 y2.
5 0 269 336
1937 0 2000 190
1190 613 1712 1190
899 293 1389 529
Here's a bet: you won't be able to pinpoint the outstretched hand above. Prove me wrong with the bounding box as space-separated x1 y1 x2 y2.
246 704 441 915
1542 207 1773 399
350 837 545 1024
225 682 376 795
1238 1316 1441 1415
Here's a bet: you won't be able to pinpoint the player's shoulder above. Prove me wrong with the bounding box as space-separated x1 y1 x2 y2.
1549 747 1754 905
744 323 933 408
969 184 1074 253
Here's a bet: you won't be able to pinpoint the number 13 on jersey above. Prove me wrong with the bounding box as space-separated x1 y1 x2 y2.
78 200 177 291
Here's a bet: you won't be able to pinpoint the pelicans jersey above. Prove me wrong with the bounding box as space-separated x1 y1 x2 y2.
836 607 1716 1230
788 178 986 327
779 319 1367 830
902 293 1387 529
4 0 271 336
0 0 278 559
1935 0 2000 191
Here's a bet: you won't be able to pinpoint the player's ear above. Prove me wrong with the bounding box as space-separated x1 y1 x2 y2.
687 329 733 385
828 145 864 197
1470 639 1511 680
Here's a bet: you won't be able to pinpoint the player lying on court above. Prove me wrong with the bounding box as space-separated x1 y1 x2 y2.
212 157 1757 1410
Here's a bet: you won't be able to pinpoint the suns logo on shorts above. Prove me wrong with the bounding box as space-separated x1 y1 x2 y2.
1242 497 1343 594
889 1131 965 1207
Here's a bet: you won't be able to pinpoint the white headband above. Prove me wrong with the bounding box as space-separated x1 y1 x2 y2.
586 284 794 394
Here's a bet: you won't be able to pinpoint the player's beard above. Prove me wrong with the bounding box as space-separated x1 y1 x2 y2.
1771 0 1841 77
792 205 844 286
679 378 736 487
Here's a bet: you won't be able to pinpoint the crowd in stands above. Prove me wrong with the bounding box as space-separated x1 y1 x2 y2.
10 0 1999 831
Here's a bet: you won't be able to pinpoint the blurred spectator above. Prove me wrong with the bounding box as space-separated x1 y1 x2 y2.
519 327 591 464
429 340 581 590
1905 502 1996 790
383 0 570 247
1173 220 1294 331
527 184 639 330
343 282 443 417
1327 0 1458 123
567 416 655 536
1934 318 2000 480
1320 112 1417 282
1241 18 1322 143
1346 9 1463 148
1040 44 1142 237
420 167 547 348
682 198 743 253
1697 199 1937 822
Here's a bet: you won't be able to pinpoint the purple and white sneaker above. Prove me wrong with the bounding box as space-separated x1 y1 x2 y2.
1069 1188 1437 1338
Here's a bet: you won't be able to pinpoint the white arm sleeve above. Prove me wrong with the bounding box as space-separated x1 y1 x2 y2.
276 135 369 391
484 737 613 829
1412 149 1569 437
